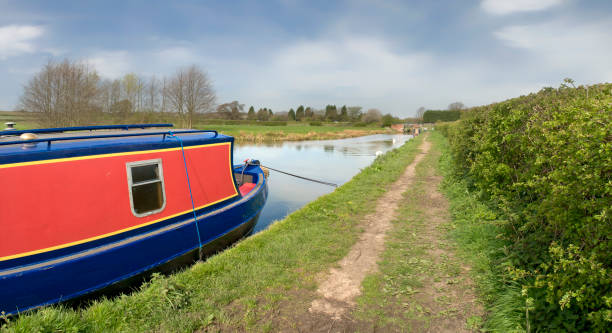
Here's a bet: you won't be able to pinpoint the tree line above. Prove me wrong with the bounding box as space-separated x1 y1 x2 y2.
414 101 465 123
19 58 403 128
20 59 215 128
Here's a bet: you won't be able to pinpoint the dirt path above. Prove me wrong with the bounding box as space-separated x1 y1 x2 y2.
264 135 482 332
400 141 483 332
309 137 432 320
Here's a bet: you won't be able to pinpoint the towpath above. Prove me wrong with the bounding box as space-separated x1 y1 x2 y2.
271 134 483 332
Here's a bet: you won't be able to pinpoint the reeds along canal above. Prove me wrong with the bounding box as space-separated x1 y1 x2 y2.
234 133 413 233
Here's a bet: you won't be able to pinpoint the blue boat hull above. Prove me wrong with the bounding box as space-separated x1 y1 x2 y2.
0 167 267 316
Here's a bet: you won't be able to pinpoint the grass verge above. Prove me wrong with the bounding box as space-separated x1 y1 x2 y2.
2 136 423 332
432 132 525 332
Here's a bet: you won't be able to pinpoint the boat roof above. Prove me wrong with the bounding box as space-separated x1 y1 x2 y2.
0 124 233 165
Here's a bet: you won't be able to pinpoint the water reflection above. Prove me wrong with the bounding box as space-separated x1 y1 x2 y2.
234 134 413 232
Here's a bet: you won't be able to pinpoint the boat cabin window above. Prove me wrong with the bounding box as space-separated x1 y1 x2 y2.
126 159 166 217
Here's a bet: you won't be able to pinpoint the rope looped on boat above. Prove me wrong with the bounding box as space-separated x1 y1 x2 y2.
167 131 203 261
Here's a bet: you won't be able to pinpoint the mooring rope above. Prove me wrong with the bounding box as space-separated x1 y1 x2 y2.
167 132 203 261
240 160 338 187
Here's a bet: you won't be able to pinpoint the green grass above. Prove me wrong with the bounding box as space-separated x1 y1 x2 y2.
2 135 423 332
0 111 37 130
0 111 389 141
432 132 525 332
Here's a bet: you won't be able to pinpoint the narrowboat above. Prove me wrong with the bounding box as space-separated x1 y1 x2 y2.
0 124 268 315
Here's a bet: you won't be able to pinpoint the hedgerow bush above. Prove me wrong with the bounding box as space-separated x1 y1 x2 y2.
438 82 612 331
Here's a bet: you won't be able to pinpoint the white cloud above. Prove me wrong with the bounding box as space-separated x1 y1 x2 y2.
250 37 431 99
155 46 200 66
494 20 612 79
0 25 44 59
228 36 503 115
87 51 132 78
481 0 563 15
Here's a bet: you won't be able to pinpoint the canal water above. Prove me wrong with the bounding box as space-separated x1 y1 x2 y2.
234 134 413 233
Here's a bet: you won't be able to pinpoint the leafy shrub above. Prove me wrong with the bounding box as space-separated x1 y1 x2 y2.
440 83 612 331
309 121 322 126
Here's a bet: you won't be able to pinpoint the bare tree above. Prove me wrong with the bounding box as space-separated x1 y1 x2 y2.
167 65 215 128
160 77 168 113
166 70 186 118
416 106 426 120
363 108 382 123
110 79 121 108
147 76 158 112
347 106 363 121
216 101 244 120
123 73 139 112
98 79 113 113
448 102 465 110
20 59 100 127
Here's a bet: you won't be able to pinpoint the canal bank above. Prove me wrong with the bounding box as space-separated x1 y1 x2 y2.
195 124 392 143
2 134 424 332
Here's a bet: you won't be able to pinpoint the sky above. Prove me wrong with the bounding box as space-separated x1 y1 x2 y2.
0 0 611 117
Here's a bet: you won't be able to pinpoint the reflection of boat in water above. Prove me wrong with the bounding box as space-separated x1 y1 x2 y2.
0 124 268 315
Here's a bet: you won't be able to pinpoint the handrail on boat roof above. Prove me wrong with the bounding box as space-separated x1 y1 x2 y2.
0 123 174 137
0 129 219 148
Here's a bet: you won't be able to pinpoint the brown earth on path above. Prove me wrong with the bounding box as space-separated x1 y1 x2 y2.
398 138 483 332
308 138 432 320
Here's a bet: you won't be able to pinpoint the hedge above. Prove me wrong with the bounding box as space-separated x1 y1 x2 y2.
437 83 612 331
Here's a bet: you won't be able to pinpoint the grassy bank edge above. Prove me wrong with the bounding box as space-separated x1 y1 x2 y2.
194 124 392 142
2 136 423 332
431 131 525 332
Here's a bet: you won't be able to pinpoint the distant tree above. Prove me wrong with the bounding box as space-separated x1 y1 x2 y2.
122 73 140 111
216 101 244 120
295 105 305 121
257 108 269 121
305 107 313 119
111 99 133 120
144 76 159 113
340 105 348 121
381 113 397 127
20 59 100 127
325 105 337 121
422 110 461 123
448 102 465 110
363 108 382 123
347 106 362 121
247 106 256 120
416 106 426 121
167 65 215 128
268 109 273 117
288 108 296 121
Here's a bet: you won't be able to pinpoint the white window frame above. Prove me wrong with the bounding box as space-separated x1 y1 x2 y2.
126 158 167 217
